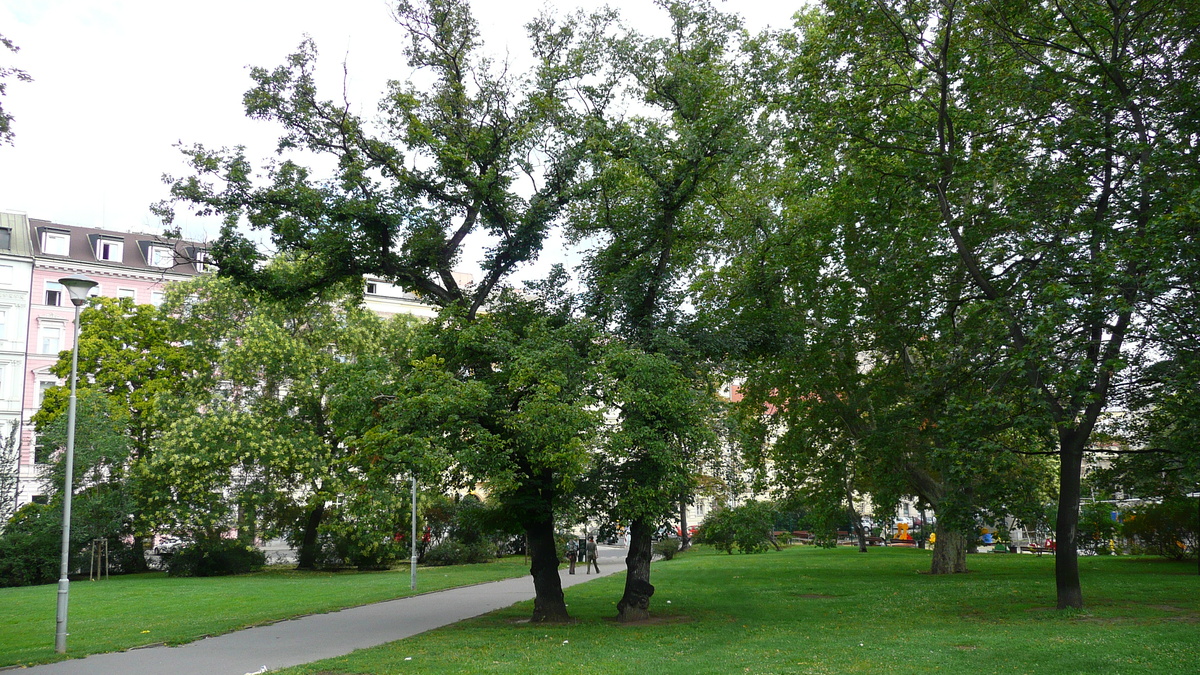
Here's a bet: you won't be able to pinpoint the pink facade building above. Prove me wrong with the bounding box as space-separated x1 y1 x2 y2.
4 213 203 508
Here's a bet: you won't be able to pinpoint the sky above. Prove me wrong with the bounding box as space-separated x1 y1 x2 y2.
0 0 800 282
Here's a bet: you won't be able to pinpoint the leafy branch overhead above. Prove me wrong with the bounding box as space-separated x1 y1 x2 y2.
0 33 32 145
159 0 593 318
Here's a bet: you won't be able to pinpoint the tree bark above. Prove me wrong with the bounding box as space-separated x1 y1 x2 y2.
845 484 868 553
679 502 690 551
129 534 150 572
526 516 570 622
1055 431 1085 609
617 517 655 622
852 518 868 553
296 501 325 570
930 522 968 574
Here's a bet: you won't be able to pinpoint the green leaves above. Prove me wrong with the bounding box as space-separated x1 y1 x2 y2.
589 344 718 524
164 0 586 320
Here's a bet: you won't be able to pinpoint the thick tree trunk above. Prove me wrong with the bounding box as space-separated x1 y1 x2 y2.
526 517 570 622
679 503 690 551
617 517 655 622
845 485 867 553
296 502 325 570
930 523 968 574
129 534 150 572
1055 431 1085 609
853 519 868 553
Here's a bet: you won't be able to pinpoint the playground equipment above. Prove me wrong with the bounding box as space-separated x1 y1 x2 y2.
889 522 917 546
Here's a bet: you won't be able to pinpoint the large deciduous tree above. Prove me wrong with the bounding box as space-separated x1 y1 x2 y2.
559 0 751 621
774 0 1200 608
389 290 601 621
589 345 716 620
159 0 599 620
141 275 414 570
35 297 210 571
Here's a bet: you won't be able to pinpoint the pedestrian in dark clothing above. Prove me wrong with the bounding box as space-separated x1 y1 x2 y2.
566 539 578 574
586 536 600 574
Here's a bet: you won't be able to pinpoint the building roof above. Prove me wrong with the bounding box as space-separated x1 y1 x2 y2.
0 212 37 257
27 218 204 275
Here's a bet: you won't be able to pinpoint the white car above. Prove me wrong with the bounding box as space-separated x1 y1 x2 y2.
152 537 185 555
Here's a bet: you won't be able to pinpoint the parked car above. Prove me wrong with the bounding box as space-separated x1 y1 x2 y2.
152 536 185 555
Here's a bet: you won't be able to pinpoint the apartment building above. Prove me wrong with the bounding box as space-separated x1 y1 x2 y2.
4 213 205 508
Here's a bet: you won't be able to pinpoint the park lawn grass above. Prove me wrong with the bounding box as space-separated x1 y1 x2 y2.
279 546 1199 675
0 556 531 668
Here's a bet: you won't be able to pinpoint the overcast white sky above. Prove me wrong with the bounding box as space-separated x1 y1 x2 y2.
0 0 799 281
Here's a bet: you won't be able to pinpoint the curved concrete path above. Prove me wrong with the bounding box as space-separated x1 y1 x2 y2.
18 547 626 675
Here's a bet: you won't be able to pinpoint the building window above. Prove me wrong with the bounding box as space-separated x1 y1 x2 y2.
149 245 174 268
96 238 124 261
0 265 12 285
150 290 165 307
0 227 10 250
39 324 63 353
117 288 136 301
0 308 7 341
42 231 70 256
38 381 55 405
34 439 52 465
44 282 64 307
366 282 378 294
194 249 209 272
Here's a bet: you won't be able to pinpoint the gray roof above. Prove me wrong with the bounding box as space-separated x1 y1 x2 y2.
27 218 204 275
0 211 37 257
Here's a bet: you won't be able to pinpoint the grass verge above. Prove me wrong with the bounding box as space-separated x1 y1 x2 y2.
0 557 530 668
277 546 1199 675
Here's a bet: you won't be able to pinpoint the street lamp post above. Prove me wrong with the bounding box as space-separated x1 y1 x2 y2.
411 474 418 591
54 275 98 654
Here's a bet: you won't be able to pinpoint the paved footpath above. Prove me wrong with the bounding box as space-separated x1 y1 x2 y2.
19 547 626 675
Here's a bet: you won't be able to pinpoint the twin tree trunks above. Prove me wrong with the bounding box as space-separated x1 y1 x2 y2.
524 515 658 623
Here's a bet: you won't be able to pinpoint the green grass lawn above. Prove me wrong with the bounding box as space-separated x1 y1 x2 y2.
0 557 531 668
277 546 1199 675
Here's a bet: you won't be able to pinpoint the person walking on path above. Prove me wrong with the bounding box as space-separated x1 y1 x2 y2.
566 538 578 574
585 536 600 574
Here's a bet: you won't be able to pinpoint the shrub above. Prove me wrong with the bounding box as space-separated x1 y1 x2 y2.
653 537 681 560
695 501 776 554
0 503 63 587
1122 498 1197 560
0 499 145 586
422 539 494 566
166 538 266 577
321 497 406 571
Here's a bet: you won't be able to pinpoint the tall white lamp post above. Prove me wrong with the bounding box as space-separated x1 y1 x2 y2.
411 474 418 591
54 275 97 654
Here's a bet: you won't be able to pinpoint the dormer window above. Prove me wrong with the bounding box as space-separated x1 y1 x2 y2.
96 237 124 261
149 245 174 268
0 228 10 250
194 248 209 272
42 231 70 256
